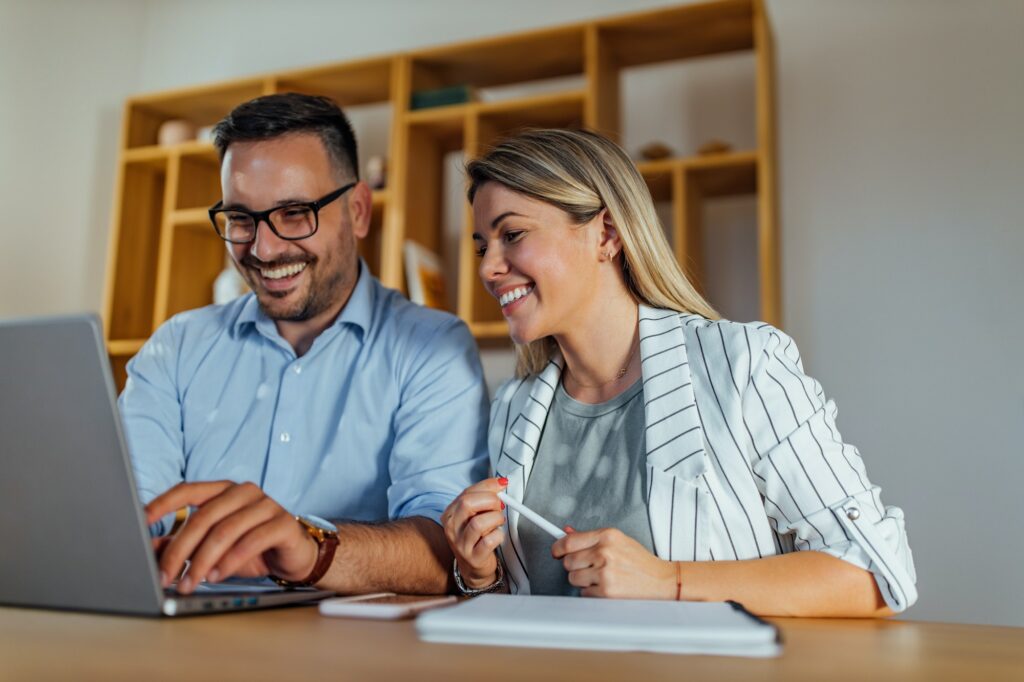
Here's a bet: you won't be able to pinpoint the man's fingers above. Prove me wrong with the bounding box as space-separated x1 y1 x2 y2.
183 496 282 587
157 483 268 586
213 515 309 583
145 480 234 524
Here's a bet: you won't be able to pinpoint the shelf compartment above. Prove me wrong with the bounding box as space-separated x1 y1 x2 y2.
410 25 585 92
107 161 167 339
275 56 394 106
176 152 222 210
126 79 267 149
160 224 228 322
359 193 386 278
598 0 755 67
685 150 757 197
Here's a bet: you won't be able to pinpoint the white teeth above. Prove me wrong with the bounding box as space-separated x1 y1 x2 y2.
499 285 534 307
260 262 307 280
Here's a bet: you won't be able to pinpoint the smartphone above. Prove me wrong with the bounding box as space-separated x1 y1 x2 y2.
318 593 457 620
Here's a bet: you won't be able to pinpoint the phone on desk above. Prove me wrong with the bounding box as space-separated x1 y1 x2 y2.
319 593 457 620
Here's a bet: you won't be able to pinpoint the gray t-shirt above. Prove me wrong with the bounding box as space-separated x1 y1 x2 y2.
520 377 654 596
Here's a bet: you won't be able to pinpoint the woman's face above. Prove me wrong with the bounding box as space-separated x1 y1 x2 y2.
472 182 604 344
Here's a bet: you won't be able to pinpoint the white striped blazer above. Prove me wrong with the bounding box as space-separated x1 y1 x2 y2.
489 305 918 612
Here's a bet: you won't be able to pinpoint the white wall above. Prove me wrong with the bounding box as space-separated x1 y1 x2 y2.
772 0 1024 628
2 0 1022 626
0 0 145 318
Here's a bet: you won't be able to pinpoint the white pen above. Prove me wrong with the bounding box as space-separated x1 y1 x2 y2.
497 491 566 540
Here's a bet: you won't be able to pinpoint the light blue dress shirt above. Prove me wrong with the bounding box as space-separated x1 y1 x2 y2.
119 263 489 536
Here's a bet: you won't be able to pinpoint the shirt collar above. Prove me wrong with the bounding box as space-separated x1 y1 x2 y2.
231 258 373 343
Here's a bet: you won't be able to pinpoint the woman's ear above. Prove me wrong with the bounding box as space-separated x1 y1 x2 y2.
597 208 622 261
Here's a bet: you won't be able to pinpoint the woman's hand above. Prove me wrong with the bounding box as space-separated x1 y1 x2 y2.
441 477 508 589
552 527 676 599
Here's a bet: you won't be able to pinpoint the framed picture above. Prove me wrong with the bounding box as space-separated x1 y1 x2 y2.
403 240 447 310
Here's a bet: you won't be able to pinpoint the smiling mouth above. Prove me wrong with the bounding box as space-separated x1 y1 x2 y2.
498 284 534 308
259 262 308 280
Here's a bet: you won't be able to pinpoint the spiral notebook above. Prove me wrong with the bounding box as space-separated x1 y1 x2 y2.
416 594 781 657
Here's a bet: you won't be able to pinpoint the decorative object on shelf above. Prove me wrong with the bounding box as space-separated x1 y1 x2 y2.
366 155 387 189
157 119 197 146
638 141 674 161
697 139 733 156
403 240 447 310
196 125 216 143
410 84 476 110
212 256 249 305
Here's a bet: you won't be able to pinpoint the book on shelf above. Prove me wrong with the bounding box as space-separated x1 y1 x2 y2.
403 240 447 310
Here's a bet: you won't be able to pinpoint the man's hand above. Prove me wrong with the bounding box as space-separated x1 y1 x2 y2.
551 527 676 599
145 481 317 594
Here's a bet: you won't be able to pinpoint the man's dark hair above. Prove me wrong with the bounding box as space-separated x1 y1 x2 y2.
212 93 359 180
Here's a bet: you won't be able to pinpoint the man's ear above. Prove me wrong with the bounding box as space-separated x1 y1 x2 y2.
348 181 372 239
597 208 622 260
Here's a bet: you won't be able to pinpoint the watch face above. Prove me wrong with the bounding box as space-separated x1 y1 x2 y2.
300 514 338 534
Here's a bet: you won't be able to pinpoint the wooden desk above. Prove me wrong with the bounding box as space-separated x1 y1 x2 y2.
1 604 1021 681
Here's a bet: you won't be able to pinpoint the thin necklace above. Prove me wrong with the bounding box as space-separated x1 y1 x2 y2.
564 325 640 390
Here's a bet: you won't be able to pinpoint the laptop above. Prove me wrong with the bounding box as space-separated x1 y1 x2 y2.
0 314 332 616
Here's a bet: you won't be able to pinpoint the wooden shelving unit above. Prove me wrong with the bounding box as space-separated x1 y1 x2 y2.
103 0 778 385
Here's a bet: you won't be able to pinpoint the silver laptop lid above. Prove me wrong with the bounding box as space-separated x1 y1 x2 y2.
0 314 164 615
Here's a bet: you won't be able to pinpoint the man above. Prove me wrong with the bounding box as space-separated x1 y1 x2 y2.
119 93 489 595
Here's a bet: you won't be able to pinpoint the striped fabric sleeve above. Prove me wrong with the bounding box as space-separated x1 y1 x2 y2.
741 325 918 612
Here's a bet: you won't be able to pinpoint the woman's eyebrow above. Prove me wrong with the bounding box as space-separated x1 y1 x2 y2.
491 211 528 229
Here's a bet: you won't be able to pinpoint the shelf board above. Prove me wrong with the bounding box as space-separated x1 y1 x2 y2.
371 189 388 208
469 320 509 339
106 339 145 356
275 56 393 106
122 146 169 170
476 90 586 130
404 104 469 139
178 141 219 161
171 208 213 228
404 90 587 140
129 78 267 124
637 150 758 199
411 25 585 90
599 0 755 67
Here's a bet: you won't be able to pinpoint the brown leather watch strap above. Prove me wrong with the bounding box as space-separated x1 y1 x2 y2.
270 518 339 588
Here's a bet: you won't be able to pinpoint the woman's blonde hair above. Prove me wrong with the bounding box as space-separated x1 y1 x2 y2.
466 128 717 378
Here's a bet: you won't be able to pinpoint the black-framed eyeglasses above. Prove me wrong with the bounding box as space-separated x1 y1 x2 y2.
208 182 357 244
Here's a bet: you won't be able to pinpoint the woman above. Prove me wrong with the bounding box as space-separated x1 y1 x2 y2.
442 129 917 617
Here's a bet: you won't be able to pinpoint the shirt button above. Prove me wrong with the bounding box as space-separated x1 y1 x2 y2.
293 365 302 375
846 507 861 521
280 432 291 443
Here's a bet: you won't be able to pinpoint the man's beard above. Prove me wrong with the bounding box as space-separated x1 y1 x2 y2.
237 254 344 322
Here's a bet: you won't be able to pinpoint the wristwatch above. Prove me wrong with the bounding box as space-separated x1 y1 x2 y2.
269 514 339 588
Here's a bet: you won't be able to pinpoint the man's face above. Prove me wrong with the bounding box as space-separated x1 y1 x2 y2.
220 133 368 323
